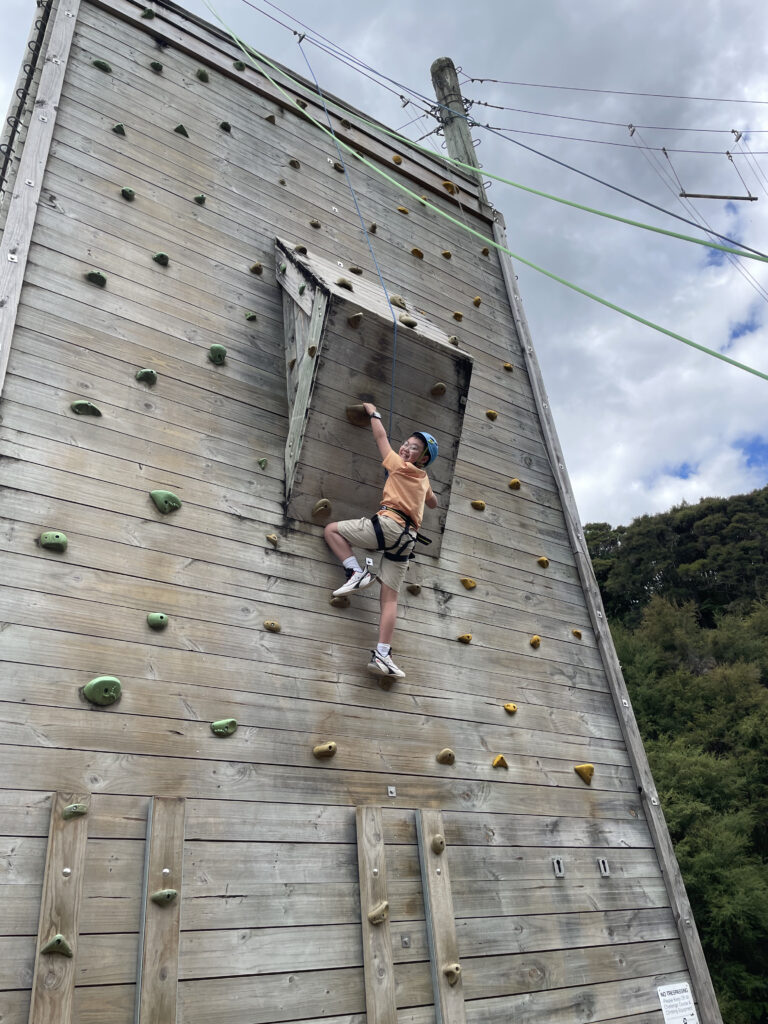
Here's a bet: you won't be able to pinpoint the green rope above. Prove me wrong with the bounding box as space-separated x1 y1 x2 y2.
204 2 768 384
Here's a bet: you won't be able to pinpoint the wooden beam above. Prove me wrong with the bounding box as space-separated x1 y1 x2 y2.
355 806 397 1024
27 791 91 1024
416 809 466 1024
490 214 724 1023
136 796 186 1024
0 0 80 400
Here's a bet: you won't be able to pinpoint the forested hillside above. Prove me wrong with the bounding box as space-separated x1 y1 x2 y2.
585 487 768 1024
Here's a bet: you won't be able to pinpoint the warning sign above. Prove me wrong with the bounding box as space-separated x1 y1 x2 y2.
657 982 699 1024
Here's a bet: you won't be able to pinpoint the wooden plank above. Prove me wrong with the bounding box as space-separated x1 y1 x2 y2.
356 806 398 1023
416 810 465 1024
0 0 81 399
27 790 90 1024
285 290 327 491
492 216 723 1024
137 796 185 1024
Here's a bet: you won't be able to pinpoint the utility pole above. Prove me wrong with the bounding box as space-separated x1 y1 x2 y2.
430 57 488 205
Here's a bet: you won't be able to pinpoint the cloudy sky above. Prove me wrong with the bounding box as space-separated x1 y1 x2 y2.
3 0 768 526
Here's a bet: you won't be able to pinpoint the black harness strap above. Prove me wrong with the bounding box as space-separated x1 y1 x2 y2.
371 507 431 562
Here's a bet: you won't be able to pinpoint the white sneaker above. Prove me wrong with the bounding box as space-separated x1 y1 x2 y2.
367 649 406 679
332 558 376 597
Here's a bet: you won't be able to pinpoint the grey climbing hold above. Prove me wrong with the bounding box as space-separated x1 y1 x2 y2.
347 312 363 329
436 748 456 766
85 270 107 287
309 219 321 229
92 59 112 73
41 934 73 957
147 612 169 630
399 314 418 329
294 244 308 255
296 98 307 109
152 252 169 266
208 344 227 365
39 530 67 552
390 295 407 310
211 718 238 736
150 61 163 74
112 123 126 136
149 489 182 514
249 262 263 275
312 498 331 518
431 382 447 396
264 620 281 633
83 676 122 707
174 124 189 137
233 60 246 71
266 533 278 547
121 186 135 201
71 400 101 416
406 584 421 596
150 889 178 905
258 458 267 469
245 311 257 321
219 121 231 132
193 193 206 205
62 802 88 819
196 68 209 82
265 113 276 124
336 277 353 290
136 368 157 385
330 594 349 608
367 900 389 925
348 266 363 275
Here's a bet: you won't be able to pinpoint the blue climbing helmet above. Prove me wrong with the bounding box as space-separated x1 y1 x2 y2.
411 430 438 467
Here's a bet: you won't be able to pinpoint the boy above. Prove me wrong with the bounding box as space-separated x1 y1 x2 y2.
324 402 438 679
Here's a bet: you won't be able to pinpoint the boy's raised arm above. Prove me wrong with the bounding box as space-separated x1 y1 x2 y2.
363 402 392 460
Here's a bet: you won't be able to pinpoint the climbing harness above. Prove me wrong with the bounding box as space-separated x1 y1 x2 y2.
372 506 432 562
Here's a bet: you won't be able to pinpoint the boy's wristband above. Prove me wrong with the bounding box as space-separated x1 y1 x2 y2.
370 411 382 420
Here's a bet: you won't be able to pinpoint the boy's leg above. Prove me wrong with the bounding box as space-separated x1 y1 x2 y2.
326 519 377 596
324 521 355 562
378 584 399 647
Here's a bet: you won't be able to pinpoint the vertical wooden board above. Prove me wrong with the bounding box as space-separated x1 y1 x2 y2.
137 796 186 1024
356 806 397 1024
416 809 465 1024
28 790 91 1024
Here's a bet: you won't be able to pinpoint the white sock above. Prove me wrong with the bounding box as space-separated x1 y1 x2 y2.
343 556 362 572
376 642 391 657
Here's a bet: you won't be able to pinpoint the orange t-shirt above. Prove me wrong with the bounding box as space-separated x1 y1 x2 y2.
379 449 434 530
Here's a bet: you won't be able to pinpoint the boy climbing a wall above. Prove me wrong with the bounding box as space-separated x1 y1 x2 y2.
324 402 438 679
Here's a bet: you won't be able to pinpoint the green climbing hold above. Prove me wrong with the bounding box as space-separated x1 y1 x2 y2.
233 60 246 71
174 124 189 137
41 934 73 957
208 344 227 365
258 458 267 470
121 186 135 201
70 400 102 416
152 252 169 266
151 888 178 905
147 612 169 630
83 676 122 707
193 193 206 205
62 802 88 820
150 61 163 74
278 262 287 274
85 270 107 287
112 123 126 136
150 490 182 514
245 311 257 321
135 368 157 385
140 7 155 18
211 718 238 736
92 59 112 73
196 68 209 82
219 121 232 132
39 531 68 552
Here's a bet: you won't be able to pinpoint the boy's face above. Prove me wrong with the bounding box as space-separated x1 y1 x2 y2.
399 436 427 467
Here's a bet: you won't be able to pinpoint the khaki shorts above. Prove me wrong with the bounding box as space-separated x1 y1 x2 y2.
337 515 415 593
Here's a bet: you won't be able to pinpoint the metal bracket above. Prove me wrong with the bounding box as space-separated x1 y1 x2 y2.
552 856 565 878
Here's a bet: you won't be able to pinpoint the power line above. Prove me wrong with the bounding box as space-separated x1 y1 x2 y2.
464 76 768 106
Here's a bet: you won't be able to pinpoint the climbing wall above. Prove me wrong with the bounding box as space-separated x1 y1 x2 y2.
0 1 717 1022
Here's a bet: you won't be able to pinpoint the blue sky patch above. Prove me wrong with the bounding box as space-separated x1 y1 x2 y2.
735 436 768 469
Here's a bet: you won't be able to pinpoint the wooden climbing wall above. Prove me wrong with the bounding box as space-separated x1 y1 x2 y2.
0 1 719 1022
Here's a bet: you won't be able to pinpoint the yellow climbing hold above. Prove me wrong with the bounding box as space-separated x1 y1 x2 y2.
264 620 281 633
457 633 472 644
508 478 521 490
530 634 541 649
430 382 447 396
503 362 514 371
411 247 424 259
390 294 407 309
397 206 409 214
572 628 583 639
406 583 421 595
442 180 458 195
473 296 482 307
492 754 509 769
574 763 594 785
470 500 486 511
250 262 263 274
266 534 278 548
460 578 476 590
504 703 517 714
312 498 332 518
486 410 498 421
392 154 403 164
441 250 452 259
347 312 363 329
453 311 463 321
436 748 455 765
537 556 550 568
313 741 337 759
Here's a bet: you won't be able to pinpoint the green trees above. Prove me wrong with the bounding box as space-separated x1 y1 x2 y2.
587 488 768 1024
